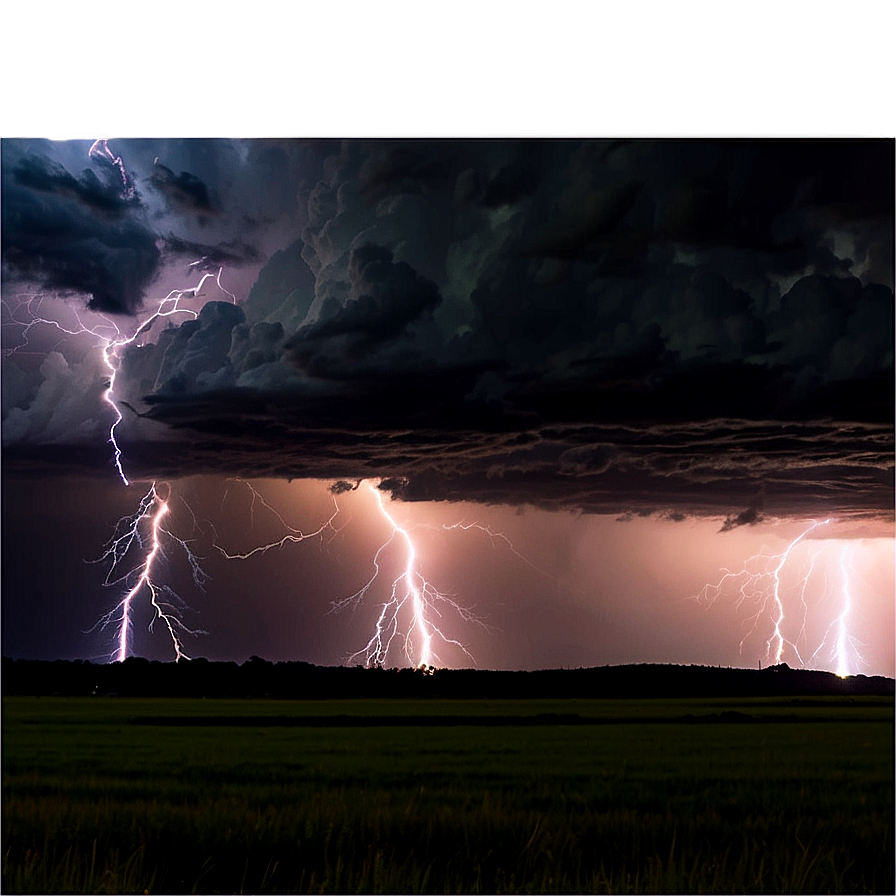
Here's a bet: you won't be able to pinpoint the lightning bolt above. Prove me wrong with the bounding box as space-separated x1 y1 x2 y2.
87 290 198 488
438 520 554 580
3 293 119 358
215 479 510 668
5 281 209 485
765 519 831 664
806 543 865 678
330 482 483 669
214 480 344 561
7 141 568 670
89 138 134 200
90 484 206 662
94 273 219 658
5 140 242 662
835 545 854 677
695 518 866 675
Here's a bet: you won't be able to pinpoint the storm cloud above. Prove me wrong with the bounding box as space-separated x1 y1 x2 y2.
3 139 893 523
162 235 260 270
148 160 214 214
1 142 160 314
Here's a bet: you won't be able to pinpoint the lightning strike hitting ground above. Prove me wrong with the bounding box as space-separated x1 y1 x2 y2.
8 140 238 662
694 519 865 674
90 483 206 662
329 482 483 669
215 479 507 668
94 274 215 657
807 543 866 678
835 546 854 677
764 519 830 665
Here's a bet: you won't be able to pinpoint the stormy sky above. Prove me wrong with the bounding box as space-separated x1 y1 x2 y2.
2 136 893 675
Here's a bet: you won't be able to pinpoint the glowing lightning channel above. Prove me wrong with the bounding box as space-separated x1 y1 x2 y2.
214 481 344 560
101 265 246 483
6 281 208 485
2 289 184 487
803 541 868 677
90 483 206 662
694 518 869 675
9 291 178 660
331 482 480 669
835 545 854 677
89 138 135 199
765 519 831 664
94 272 215 658
438 520 554 580
4 280 209 487
105 289 203 484
55 139 233 656
216 479 494 668
214 266 238 304
7 141 240 662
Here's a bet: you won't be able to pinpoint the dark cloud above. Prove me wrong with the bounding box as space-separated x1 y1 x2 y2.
329 480 361 494
719 505 765 532
1 145 160 314
12 152 135 215
376 477 410 500
285 243 442 376
356 141 458 202
148 160 214 213
242 238 316 327
558 444 620 476
148 301 247 395
3 139 893 523
527 176 645 260
163 235 261 269
0 137 314 317
7 383 884 523
475 142 549 209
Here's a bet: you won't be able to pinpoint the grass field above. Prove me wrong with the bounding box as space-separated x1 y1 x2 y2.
2 696 893 894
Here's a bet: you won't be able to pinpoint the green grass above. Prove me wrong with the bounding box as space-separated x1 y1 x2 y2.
3 696 893 893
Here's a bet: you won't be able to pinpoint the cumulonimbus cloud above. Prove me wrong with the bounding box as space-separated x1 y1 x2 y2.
2 139 893 524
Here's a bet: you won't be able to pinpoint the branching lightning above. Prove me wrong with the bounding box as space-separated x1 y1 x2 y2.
214 479 515 668
90 483 207 662
109 271 234 476
808 543 865 678
438 520 554 580
328 482 485 669
3 138 246 662
93 271 224 657
88 138 134 200
695 518 866 675
764 519 830 666
4 281 212 485
834 545 855 677
7 140 497 668
214 480 344 560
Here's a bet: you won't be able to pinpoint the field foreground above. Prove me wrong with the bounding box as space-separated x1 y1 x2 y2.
2 695 893 894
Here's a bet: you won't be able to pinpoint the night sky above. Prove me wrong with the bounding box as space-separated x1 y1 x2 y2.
2 137 893 676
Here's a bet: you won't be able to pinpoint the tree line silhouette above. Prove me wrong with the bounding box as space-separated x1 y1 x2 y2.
3 656 893 699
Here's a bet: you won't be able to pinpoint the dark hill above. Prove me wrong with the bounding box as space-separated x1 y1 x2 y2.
2 657 893 699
